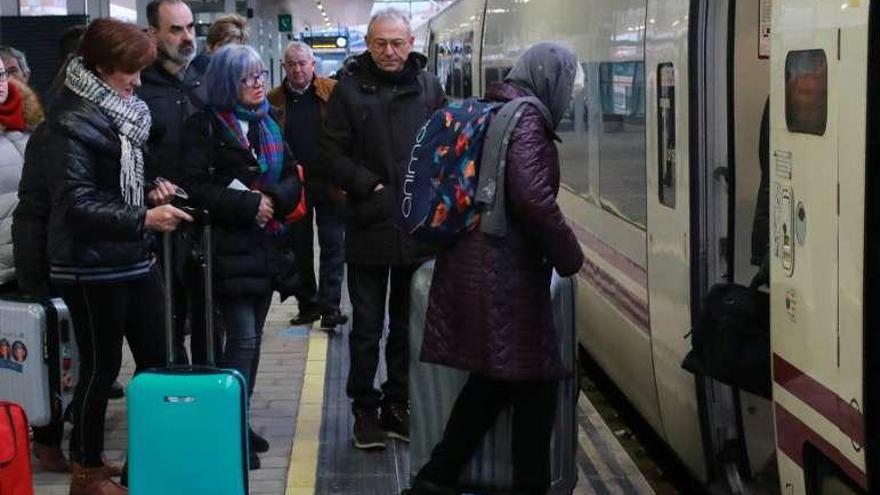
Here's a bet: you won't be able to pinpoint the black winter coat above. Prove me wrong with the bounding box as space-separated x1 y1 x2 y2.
180 110 302 299
38 90 152 269
139 58 209 183
12 124 51 296
320 52 446 265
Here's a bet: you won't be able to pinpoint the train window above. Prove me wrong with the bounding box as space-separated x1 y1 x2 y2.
785 50 828 136
597 62 648 227
435 31 475 100
657 63 676 208
557 63 589 200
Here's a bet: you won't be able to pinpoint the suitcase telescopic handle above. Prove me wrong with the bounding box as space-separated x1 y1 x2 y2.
162 231 175 367
162 209 214 368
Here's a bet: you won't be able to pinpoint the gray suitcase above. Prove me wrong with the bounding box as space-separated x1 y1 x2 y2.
409 261 578 494
0 297 78 426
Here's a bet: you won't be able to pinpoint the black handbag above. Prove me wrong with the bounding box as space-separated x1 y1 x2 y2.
682 268 771 399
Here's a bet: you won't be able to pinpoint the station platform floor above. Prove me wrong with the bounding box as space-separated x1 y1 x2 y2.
32 293 656 495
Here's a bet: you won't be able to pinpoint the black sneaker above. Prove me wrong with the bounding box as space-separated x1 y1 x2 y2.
352 408 386 450
289 305 322 326
381 403 410 442
250 428 269 453
318 311 348 330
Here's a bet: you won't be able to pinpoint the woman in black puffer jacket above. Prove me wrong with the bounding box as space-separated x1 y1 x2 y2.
180 44 303 470
34 19 192 495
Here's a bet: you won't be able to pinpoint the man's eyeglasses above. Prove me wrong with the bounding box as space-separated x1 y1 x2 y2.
241 70 269 88
0 70 8 82
370 38 409 51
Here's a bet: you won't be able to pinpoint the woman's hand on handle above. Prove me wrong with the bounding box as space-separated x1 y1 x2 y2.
145 204 194 232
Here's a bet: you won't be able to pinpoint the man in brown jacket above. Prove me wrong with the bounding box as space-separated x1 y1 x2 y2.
269 41 347 330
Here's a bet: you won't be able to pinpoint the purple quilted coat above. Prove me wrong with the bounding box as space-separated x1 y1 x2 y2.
419 83 585 381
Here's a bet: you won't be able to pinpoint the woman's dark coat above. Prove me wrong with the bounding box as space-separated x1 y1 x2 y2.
27 90 152 270
180 110 302 299
420 83 585 381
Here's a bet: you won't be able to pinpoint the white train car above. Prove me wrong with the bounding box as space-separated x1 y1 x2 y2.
419 0 876 493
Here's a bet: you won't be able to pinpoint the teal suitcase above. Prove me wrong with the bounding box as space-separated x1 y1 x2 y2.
128 222 249 495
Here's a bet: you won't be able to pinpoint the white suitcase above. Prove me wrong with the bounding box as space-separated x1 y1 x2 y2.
0 297 78 426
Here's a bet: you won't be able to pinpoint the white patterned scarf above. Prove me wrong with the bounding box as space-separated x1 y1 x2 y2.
65 57 152 206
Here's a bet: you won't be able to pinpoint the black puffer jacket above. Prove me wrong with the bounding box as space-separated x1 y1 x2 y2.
139 58 209 183
38 90 152 269
180 110 302 298
320 51 446 265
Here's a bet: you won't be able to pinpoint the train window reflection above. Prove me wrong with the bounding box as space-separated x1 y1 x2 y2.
556 63 589 201
435 31 474 100
598 62 647 227
785 50 827 136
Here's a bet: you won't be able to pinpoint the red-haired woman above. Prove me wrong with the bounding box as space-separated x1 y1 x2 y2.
26 18 192 495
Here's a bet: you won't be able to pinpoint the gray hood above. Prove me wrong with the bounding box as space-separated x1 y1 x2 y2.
505 43 578 129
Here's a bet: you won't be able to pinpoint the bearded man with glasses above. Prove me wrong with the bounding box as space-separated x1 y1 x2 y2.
138 0 211 367
320 7 446 451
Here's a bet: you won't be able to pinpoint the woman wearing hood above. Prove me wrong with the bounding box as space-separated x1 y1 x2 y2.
411 44 585 495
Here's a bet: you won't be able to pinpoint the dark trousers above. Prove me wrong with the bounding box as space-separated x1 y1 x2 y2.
416 374 558 494
288 205 346 313
217 294 272 398
32 421 64 446
346 263 417 409
60 270 166 467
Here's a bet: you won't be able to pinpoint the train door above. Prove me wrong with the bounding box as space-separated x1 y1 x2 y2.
771 0 869 493
644 0 708 481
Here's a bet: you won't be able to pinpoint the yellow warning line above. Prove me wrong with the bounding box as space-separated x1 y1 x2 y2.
285 329 328 495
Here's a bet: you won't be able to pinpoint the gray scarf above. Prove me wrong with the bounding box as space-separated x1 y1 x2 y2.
505 43 578 129
65 57 152 206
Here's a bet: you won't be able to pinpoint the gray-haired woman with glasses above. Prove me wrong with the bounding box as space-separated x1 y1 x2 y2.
180 44 302 470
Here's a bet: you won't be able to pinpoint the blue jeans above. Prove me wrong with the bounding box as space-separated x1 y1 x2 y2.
218 295 272 397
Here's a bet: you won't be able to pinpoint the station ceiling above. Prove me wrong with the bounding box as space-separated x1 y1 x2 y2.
281 0 374 31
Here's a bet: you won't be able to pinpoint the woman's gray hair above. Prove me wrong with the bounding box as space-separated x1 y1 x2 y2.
0 46 30 79
284 41 314 61
367 7 411 37
205 44 265 110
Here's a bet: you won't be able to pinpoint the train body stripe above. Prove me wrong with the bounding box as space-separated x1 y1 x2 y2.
774 403 867 489
578 258 651 334
773 354 864 445
569 221 648 289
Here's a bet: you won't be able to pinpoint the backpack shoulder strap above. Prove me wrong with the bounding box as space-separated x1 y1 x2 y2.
475 96 545 237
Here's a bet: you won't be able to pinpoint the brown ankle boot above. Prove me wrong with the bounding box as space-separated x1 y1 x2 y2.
33 442 70 472
101 457 123 478
69 463 128 495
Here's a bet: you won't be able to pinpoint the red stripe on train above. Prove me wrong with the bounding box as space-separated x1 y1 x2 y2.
773 354 864 445
774 403 867 489
567 220 648 289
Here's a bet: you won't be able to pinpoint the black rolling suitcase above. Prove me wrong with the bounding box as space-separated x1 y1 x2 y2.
409 262 579 494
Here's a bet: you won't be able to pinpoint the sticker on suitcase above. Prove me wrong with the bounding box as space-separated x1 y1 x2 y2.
0 334 29 373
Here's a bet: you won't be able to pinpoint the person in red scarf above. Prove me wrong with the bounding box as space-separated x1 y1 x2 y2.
1 56 44 285
0 54 77 476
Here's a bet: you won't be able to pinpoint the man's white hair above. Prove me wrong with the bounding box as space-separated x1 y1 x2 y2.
367 7 412 37
284 41 315 60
